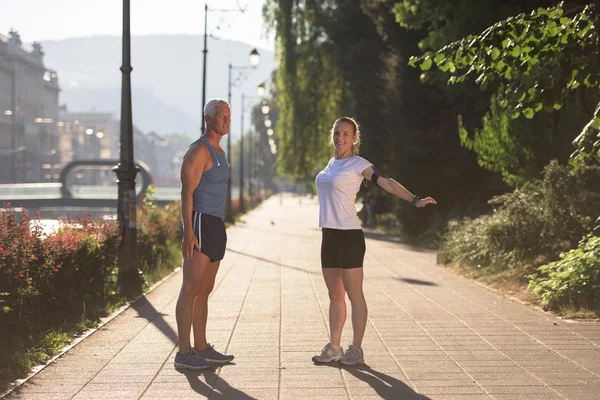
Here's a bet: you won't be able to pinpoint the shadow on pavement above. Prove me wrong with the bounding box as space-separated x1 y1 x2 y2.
315 363 429 400
227 248 319 275
396 277 438 286
131 296 178 345
178 368 257 400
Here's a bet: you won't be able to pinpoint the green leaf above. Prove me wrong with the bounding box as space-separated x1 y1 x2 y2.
523 108 535 119
502 38 510 49
420 58 433 71
536 7 547 16
434 53 446 64
592 117 600 130
511 46 522 57
491 48 500 60
496 60 506 71
553 103 562 111
408 57 419 68
511 111 520 119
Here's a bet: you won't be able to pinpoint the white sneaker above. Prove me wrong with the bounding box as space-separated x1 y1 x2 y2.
312 343 343 363
338 344 364 365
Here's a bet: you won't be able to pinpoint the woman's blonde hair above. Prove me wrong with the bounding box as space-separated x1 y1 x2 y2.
331 117 361 155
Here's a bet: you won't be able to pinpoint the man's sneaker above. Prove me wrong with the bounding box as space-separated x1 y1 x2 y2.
312 343 343 363
174 350 213 370
338 344 364 365
193 344 234 364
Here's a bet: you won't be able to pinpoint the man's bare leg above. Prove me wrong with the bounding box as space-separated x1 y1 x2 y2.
192 257 220 351
176 250 214 354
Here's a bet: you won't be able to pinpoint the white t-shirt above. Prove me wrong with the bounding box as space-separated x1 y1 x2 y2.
315 155 372 230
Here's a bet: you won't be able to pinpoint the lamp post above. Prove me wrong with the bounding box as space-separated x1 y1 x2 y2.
200 3 250 133
10 66 17 183
114 0 143 297
225 47 260 222
240 94 261 210
201 3 208 133
256 97 271 201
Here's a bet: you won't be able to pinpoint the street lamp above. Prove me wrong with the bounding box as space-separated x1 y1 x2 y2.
225 47 260 222
114 0 143 297
257 81 266 97
261 100 270 115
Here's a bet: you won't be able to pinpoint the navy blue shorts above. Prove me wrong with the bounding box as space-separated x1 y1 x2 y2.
321 228 365 269
191 211 227 262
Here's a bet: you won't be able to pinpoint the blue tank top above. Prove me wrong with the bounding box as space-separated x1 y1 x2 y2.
192 136 229 218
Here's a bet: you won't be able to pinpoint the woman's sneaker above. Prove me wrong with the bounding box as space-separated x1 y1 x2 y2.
338 344 364 365
174 350 213 370
193 344 234 364
312 343 343 363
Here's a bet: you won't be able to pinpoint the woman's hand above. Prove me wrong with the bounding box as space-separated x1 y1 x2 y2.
415 197 437 208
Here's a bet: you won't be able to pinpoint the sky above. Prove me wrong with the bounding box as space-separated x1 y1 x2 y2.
0 0 274 50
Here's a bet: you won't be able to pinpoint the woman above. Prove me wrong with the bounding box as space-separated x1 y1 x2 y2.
313 117 437 365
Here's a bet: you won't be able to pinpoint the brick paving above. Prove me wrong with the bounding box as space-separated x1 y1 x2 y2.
4 194 600 399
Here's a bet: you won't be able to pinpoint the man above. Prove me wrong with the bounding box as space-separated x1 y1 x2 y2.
174 99 234 369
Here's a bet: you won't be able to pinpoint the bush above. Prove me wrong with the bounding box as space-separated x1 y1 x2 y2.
138 194 182 283
529 234 600 311
42 218 120 322
440 161 600 271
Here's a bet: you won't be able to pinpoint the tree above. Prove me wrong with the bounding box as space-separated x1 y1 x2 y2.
263 0 346 177
409 1 600 167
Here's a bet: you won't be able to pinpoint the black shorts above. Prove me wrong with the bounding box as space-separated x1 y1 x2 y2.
191 211 227 262
321 228 366 269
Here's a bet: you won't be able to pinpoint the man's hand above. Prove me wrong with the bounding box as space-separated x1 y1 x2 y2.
182 230 199 261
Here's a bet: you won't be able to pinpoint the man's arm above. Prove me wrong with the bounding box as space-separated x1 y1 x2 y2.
180 144 209 260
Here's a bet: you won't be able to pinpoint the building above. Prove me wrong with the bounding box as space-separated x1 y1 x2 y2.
57 111 178 186
58 110 117 163
144 131 178 185
0 30 60 183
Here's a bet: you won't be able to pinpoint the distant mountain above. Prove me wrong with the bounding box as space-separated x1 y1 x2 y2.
41 35 276 137
59 86 201 136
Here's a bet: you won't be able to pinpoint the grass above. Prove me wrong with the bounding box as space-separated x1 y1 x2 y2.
0 318 99 392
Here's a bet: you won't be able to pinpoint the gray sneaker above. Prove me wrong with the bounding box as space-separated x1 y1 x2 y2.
174 350 213 370
312 343 343 363
193 344 234 364
338 344 364 365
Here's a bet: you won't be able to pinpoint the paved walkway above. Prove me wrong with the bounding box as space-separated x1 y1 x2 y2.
5 194 600 400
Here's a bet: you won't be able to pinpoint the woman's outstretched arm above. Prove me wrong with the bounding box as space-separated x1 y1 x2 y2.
361 166 437 208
